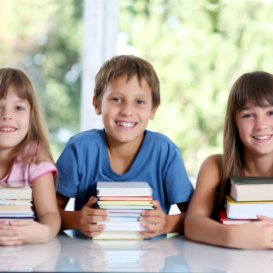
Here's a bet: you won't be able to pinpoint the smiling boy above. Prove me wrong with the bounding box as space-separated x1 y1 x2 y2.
56 55 193 238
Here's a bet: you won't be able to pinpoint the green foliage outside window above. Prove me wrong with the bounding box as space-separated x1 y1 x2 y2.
1 0 273 175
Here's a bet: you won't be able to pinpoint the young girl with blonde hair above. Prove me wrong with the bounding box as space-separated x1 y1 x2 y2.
0 68 60 245
185 71 273 249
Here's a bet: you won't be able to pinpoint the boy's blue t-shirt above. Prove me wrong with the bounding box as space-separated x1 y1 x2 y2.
57 129 193 214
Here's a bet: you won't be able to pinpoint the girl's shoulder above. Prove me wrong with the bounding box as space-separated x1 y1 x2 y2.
198 154 223 182
203 154 223 166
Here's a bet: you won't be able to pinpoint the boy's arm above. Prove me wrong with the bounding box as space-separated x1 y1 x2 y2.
140 201 189 238
57 193 79 230
57 193 108 237
163 202 189 234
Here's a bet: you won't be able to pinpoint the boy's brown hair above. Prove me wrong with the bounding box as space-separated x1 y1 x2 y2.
94 55 160 109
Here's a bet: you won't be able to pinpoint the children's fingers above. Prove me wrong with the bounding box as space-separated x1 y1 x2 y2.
9 219 34 226
87 215 109 224
85 196 98 208
0 238 23 246
82 223 105 236
140 229 159 238
83 224 104 238
257 214 273 222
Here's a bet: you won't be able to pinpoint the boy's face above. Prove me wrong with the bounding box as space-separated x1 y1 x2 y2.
93 75 157 146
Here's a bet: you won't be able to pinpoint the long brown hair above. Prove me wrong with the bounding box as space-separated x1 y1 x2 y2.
215 71 273 211
0 68 54 166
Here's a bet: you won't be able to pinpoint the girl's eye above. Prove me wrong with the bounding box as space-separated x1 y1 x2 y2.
15 105 25 111
241 113 253 119
268 111 273 116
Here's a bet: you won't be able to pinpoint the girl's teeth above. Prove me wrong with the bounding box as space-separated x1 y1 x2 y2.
254 135 271 140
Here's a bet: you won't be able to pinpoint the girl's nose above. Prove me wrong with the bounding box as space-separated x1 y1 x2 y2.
0 109 13 120
254 115 268 130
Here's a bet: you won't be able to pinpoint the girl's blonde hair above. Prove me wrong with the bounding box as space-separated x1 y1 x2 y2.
0 68 54 165
215 71 273 213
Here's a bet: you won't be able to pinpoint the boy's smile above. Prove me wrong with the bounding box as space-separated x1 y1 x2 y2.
93 75 157 147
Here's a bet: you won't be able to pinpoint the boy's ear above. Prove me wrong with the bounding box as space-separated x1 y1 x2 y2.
149 106 158 120
92 96 101 115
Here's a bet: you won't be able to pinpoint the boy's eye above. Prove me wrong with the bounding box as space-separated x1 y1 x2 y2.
136 99 145 105
268 110 273 116
111 97 121 102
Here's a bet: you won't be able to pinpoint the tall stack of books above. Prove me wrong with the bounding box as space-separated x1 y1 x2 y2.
95 181 154 240
221 177 273 225
0 185 35 220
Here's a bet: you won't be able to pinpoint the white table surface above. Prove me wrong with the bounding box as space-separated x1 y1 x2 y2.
0 230 272 272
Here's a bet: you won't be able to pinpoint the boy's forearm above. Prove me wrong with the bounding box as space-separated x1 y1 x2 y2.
163 213 185 234
59 209 80 230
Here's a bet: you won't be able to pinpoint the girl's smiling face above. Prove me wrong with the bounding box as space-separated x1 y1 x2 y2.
236 100 273 157
0 88 30 152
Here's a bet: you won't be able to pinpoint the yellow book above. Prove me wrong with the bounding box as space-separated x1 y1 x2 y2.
226 195 273 219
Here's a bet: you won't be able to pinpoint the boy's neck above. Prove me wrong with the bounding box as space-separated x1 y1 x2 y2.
106 134 145 175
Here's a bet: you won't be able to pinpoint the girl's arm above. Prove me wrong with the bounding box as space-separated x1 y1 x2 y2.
184 155 273 249
11 173 61 244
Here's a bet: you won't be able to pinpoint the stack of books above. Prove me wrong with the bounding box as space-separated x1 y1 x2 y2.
0 185 35 219
92 240 147 271
95 181 154 240
221 177 273 225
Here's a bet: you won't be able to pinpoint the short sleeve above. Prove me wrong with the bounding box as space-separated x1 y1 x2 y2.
56 142 80 198
29 161 58 186
165 147 193 204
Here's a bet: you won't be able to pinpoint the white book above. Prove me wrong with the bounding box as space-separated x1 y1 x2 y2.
0 185 32 200
96 182 152 197
98 221 146 231
226 196 273 219
94 231 143 240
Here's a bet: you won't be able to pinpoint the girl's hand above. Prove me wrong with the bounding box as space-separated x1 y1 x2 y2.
8 219 50 244
0 220 22 246
140 200 166 238
77 196 109 238
232 220 273 249
257 214 273 222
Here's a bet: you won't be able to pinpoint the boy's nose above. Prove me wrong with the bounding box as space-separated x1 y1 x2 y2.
120 102 133 116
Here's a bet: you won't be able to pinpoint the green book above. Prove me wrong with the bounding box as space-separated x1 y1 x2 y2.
230 176 273 202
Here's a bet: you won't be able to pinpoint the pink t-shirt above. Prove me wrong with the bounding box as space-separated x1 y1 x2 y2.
0 161 57 188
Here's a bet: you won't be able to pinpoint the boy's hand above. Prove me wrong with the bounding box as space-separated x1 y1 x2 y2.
140 200 166 238
78 196 109 238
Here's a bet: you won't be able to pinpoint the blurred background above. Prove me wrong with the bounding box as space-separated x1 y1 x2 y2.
0 0 273 176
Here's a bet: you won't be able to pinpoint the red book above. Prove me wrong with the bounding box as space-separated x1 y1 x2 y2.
220 210 254 225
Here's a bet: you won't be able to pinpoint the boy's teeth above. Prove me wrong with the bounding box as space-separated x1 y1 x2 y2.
117 122 134 128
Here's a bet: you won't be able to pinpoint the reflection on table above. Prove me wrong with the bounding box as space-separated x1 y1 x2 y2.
0 230 273 272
